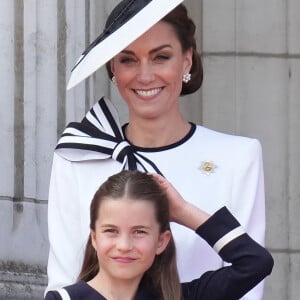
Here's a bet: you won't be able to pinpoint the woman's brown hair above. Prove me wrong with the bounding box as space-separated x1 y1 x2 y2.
78 170 181 300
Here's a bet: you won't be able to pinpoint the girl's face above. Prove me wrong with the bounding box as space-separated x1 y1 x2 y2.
91 197 170 283
110 21 192 121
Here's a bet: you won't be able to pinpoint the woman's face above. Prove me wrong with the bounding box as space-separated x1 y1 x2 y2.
91 197 170 283
110 21 192 121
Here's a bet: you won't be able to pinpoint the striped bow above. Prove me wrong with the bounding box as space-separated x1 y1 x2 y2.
55 97 163 175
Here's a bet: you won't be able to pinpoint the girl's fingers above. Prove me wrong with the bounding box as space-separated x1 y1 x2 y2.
148 173 168 186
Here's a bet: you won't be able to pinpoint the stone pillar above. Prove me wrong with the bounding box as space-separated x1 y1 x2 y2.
201 0 300 299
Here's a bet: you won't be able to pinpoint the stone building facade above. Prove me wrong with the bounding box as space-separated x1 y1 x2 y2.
0 0 299 299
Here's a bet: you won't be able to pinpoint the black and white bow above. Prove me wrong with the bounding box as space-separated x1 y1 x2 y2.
55 97 163 175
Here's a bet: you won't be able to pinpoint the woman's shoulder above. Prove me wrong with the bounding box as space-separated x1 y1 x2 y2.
195 124 258 142
194 124 262 152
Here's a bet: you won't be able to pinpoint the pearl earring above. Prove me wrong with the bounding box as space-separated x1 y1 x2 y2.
182 73 191 83
112 76 117 85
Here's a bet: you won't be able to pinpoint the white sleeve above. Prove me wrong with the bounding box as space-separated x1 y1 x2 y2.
45 153 85 294
229 138 266 300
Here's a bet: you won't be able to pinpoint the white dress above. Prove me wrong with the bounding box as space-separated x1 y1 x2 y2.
46 98 265 299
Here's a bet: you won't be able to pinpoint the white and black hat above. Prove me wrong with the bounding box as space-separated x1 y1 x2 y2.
67 0 184 90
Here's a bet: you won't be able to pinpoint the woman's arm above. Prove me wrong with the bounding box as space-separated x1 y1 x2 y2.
46 153 83 294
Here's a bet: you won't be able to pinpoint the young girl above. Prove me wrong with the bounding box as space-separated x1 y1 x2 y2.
45 170 273 300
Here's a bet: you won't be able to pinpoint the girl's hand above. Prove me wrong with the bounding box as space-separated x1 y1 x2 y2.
150 173 188 223
150 173 210 230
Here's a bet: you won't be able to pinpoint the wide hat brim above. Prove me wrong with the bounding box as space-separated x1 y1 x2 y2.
67 0 184 90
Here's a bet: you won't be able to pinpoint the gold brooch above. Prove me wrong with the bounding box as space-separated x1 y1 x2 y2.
199 161 217 175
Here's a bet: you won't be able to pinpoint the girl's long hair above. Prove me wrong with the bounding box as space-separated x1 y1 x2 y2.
78 170 181 300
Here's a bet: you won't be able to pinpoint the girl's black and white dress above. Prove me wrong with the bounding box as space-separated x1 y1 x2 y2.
45 207 273 300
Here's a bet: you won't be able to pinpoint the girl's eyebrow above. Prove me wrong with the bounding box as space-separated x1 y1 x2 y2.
120 44 172 56
100 224 117 228
132 225 151 230
100 224 151 230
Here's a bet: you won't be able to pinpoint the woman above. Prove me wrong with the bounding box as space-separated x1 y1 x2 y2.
47 1 266 299
45 170 273 300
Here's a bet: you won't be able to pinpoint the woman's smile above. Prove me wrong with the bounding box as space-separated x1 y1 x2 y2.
134 87 163 98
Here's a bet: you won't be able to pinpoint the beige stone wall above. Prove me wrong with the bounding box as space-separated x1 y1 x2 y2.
0 0 299 299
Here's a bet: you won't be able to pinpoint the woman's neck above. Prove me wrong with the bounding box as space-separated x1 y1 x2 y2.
88 272 141 300
125 115 191 148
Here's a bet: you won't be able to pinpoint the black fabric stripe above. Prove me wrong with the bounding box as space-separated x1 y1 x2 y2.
73 0 152 71
56 143 112 155
134 152 164 175
122 122 196 152
63 125 117 142
99 99 123 140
